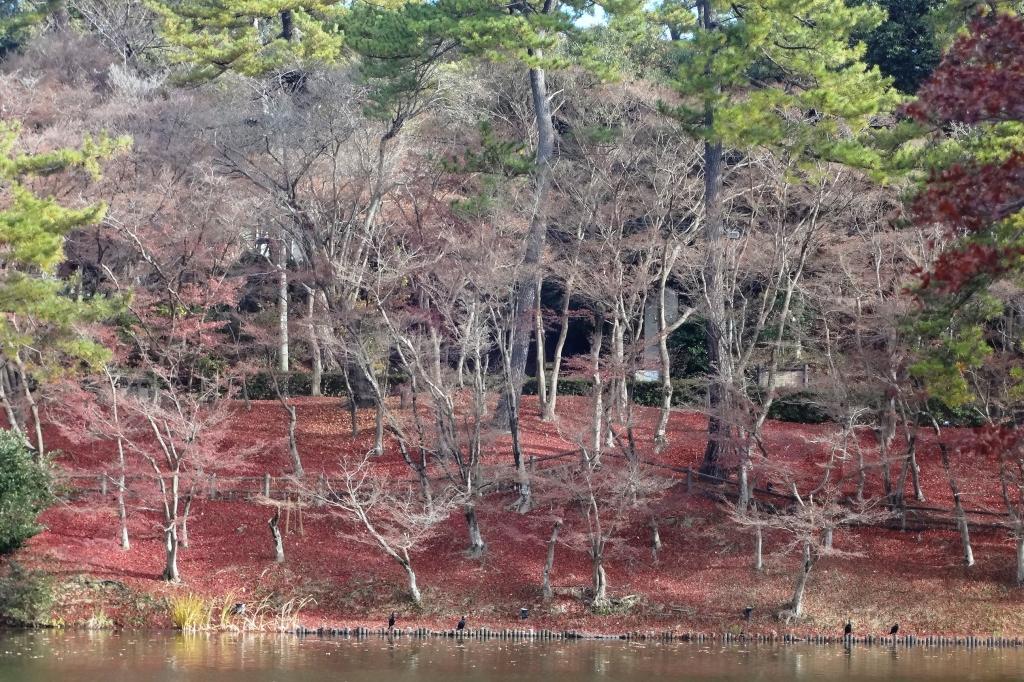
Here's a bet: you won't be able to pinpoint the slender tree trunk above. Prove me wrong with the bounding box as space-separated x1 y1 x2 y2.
910 447 925 502
107 370 130 550
0 365 24 443
788 542 814 616
591 551 608 607
542 519 562 601
180 494 192 549
543 276 573 421
269 508 285 563
283 399 303 478
754 526 763 572
401 554 422 605
496 59 556 428
738 443 752 513
589 316 605 465
162 521 180 582
1017 533 1024 587
654 269 675 451
277 249 289 373
940 444 973 567
116 464 130 550
374 402 384 457
465 504 486 557
649 516 662 561
12 353 44 456
822 526 833 550
307 288 322 397
535 277 548 413
342 367 358 437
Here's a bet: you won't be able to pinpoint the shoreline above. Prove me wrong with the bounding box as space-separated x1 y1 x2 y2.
4 624 1023 648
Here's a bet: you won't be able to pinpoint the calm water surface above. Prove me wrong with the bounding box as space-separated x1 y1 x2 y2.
2 630 1023 681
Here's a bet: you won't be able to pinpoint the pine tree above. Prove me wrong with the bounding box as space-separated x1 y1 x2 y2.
657 0 898 478
152 0 345 82
0 120 128 452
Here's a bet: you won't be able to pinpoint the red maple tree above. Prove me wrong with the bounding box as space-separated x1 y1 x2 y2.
908 13 1024 292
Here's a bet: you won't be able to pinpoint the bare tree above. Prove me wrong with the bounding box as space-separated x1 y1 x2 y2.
313 453 461 605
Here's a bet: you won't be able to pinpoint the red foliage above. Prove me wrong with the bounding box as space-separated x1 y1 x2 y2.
12 397 1024 635
908 14 1024 125
908 13 1024 292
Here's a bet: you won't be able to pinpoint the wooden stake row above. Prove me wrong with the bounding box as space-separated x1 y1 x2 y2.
286 628 1024 647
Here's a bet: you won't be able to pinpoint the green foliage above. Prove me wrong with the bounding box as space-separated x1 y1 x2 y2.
659 0 899 160
521 377 703 407
0 429 53 555
856 0 943 93
764 391 831 424
909 294 1001 409
0 562 54 626
0 120 128 381
668 320 710 378
151 0 345 82
243 371 350 399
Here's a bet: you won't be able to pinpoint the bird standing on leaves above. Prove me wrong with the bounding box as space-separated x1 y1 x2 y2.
844 620 852 637
388 612 396 633
457 615 466 633
743 606 753 622
889 623 899 637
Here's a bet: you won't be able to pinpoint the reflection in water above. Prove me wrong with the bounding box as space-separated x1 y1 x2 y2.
1 631 1024 681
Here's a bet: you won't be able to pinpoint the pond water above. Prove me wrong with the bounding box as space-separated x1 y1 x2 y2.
2 630 1024 681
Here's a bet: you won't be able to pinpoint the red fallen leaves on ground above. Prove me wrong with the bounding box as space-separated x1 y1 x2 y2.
11 396 1024 635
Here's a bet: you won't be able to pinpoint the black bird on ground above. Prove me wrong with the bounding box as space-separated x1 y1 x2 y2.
457 616 466 632
743 606 753 622
889 623 899 636
844 620 852 636
388 612 396 632
520 608 529 620
229 603 245 616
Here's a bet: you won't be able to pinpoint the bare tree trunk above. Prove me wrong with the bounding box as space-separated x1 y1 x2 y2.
307 287 322 397
543 276 573 421
180 494 193 549
496 60 556 428
283 399 303 477
374 402 384 457
269 508 285 563
342 367 358 437
0 365 25 444
649 516 662 560
465 503 486 557
542 519 562 601
116 464 130 550
162 521 180 582
754 526 763 572
910 447 925 502
277 249 289 373
591 552 608 607
654 271 675 451
535 277 548 413
590 317 605 465
1017 533 1024 587
107 369 130 550
940 444 973 567
401 552 422 605
822 526 833 550
788 542 814 617
12 353 44 455
738 443 752 513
